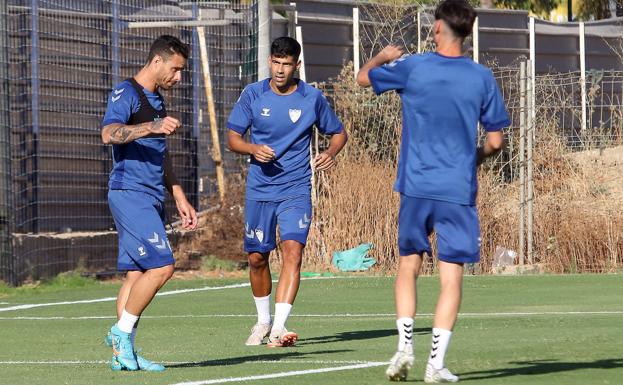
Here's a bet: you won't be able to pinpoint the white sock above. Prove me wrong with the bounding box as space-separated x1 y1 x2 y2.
117 310 139 334
272 302 292 330
396 317 414 352
428 327 452 369
253 295 271 325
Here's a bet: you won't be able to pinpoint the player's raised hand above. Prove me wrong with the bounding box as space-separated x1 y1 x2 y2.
379 45 404 64
313 151 335 171
150 116 181 135
251 144 275 163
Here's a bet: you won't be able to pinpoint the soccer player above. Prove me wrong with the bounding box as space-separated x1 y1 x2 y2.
356 0 510 382
100 35 198 371
226 37 347 347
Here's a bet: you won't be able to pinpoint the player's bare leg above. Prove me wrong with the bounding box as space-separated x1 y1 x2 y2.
268 240 303 347
433 261 463 330
275 240 303 304
124 264 174 315
425 261 463 383
116 271 143 318
246 252 273 345
387 254 421 381
249 252 272 297
395 253 423 318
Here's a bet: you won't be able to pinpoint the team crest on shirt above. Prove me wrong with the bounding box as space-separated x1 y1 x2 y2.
254 229 264 243
289 109 302 123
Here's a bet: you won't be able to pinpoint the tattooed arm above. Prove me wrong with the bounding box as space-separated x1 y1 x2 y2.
101 116 181 144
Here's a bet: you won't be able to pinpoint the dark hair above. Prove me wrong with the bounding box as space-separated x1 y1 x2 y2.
434 0 477 39
146 35 189 64
270 37 301 60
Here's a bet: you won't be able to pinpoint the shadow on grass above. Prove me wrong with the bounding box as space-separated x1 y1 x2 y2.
167 349 354 368
460 358 623 381
298 328 429 346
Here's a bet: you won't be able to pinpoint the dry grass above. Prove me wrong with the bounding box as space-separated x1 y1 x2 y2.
186 30 623 275
301 62 623 274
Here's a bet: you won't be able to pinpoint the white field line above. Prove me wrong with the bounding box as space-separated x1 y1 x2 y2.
0 359 380 366
1 310 623 321
168 362 388 385
0 276 371 313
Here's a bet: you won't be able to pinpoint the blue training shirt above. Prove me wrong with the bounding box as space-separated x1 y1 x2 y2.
101 79 167 201
369 52 511 205
227 79 343 201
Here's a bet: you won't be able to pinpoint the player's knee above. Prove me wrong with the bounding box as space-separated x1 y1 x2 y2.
281 251 302 269
398 255 420 273
248 253 269 270
152 264 175 283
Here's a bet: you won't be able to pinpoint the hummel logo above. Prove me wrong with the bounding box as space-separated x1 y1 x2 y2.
138 246 146 256
114 88 125 95
111 95 121 103
148 232 167 249
245 223 254 239
298 213 311 229
261 108 270 117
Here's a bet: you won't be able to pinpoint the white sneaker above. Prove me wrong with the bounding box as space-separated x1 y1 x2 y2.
267 327 298 347
245 323 272 346
385 349 414 381
424 363 459 383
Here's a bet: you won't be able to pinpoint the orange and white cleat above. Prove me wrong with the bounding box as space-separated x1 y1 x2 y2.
267 327 298 347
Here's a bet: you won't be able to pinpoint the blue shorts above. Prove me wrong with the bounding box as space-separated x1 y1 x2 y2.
244 195 312 253
108 190 174 271
398 195 480 264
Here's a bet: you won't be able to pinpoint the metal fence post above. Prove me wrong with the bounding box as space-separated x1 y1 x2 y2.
0 0 15 285
472 16 479 63
191 3 202 207
519 61 526 266
352 7 360 78
417 10 421 54
30 0 40 233
111 0 120 86
579 21 587 132
257 0 270 80
526 59 534 265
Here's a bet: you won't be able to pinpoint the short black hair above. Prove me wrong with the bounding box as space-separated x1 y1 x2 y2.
434 0 477 39
147 35 189 64
270 37 301 60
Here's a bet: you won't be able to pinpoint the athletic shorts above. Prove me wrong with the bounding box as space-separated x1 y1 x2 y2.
108 190 174 271
398 194 481 264
244 195 312 253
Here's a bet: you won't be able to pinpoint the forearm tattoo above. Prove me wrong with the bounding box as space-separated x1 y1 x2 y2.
105 122 152 144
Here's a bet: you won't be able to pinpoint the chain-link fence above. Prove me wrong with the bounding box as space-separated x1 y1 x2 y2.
0 0 257 284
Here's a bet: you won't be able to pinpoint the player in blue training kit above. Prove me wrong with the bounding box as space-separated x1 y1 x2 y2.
227 37 348 347
101 35 197 371
357 1 510 382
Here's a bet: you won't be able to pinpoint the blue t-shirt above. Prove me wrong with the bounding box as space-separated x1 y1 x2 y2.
227 79 343 201
369 52 511 205
101 79 167 201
